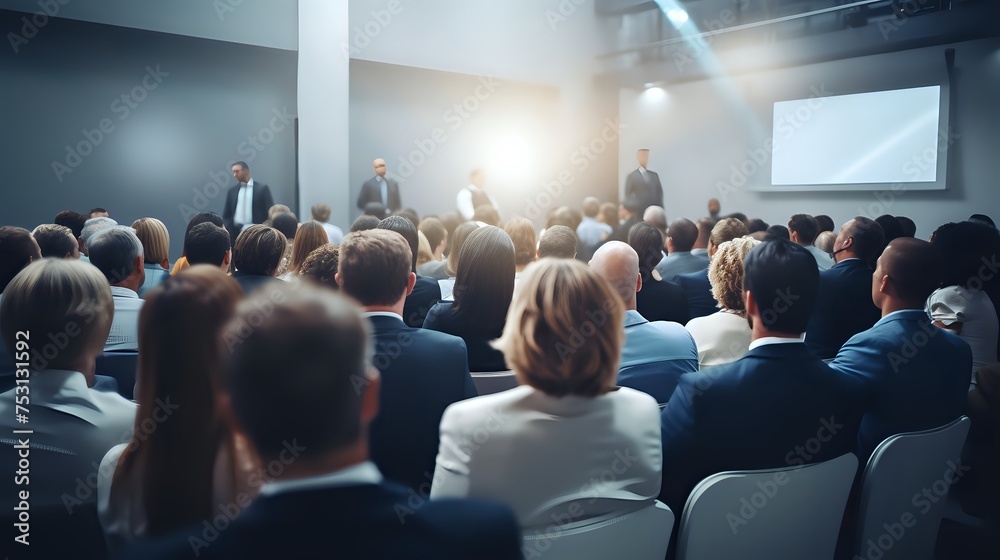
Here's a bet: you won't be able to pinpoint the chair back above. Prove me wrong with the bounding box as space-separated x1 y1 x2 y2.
471 370 518 395
677 453 858 560
522 501 674 560
854 416 970 560
95 351 139 399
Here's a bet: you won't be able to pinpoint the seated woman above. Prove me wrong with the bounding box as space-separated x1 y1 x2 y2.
628 222 688 324
430 258 662 530
98 266 255 552
280 221 328 281
437 222 479 300
503 217 537 283
132 218 171 297
423 226 514 372
685 236 761 367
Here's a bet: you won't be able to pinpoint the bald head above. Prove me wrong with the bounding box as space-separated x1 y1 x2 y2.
873 237 944 311
372 158 387 178
589 241 640 309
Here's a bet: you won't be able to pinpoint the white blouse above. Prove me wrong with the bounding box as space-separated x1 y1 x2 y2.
685 310 753 367
927 286 999 382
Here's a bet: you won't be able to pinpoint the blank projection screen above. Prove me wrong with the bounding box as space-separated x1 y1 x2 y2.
770 85 944 190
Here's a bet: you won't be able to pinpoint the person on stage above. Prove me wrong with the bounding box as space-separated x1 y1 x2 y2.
457 169 499 222
357 158 402 213
222 161 274 244
624 149 663 214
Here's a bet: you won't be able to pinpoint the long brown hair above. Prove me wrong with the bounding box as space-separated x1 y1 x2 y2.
112 265 243 535
288 221 329 276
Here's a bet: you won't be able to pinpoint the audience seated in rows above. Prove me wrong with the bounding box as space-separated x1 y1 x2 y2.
418 217 448 267
89 226 146 351
171 212 226 275
788 213 834 270
183 222 231 271
590 241 698 403
416 230 434 269
349 214 381 233
280 221 328 281
270 212 298 277
628 222 688 324
311 203 344 244
642 206 668 251
431 258 662 530
131 218 171 298
691 218 712 257
32 223 79 259
608 197 643 243
655 218 708 282
0 227 41 297
503 217 537 280
815 214 835 234
765 223 789 241
576 196 612 260
378 216 442 328
537 224 578 260
435 222 480 298
676 217 748 321
814 230 836 254
874 214 904 264
54 209 88 256
299 243 339 289
896 215 917 238
80 216 117 262
230 225 285 296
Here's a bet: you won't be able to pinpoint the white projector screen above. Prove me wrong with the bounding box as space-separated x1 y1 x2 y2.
770 85 944 189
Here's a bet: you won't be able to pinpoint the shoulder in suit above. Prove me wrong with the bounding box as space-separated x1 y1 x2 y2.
676 268 716 321
403 275 441 328
805 259 880 359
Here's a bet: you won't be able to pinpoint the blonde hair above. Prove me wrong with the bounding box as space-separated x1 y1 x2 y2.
710 217 749 249
815 231 836 254
132 217 170 265
492 259 624 397
416 231 434 268
709 236 761 313
0 259 113 368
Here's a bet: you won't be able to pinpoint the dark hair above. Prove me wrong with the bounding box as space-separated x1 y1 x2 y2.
0 226 41 293
182 212 226 256
875 214 904 243
667 219 697 252
271 212 299 241
32 224 77 258
338 229 412 306
453 226 515 336
54 210 87 238
90 207 108 215
363 202 387 220
881 238 945 303
726 212 748 224
299 244 340 290
447 222 480 277
546 207 577 230
419 218 447 254
814 215 835 233
393 210 420 231
842 217 885 263
969 214 996 229
929 221 1000 289
538 225 577 259
787 214 820 244
350 214 381 232
765 224 790 241
472 205 501 227
628 222 665 281
744 238 819 333
377 215 419 272
184 223 231 267
747 219 769 234
223 283 370 461
896 216 916 238
439 212 463 257
232 225 286 276
504 217 537 267
232 161 249 170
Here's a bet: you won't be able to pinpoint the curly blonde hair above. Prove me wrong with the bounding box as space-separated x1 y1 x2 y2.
709 236 761 314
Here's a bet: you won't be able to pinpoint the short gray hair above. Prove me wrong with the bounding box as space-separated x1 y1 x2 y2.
87 226 143 284
81 217 118 248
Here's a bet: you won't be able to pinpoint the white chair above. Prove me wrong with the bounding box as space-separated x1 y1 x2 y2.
471 370 518 395
854 416 970 560
676 453 858 560
521 501 674 560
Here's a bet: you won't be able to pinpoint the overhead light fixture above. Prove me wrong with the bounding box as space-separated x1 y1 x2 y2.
644 82 657 89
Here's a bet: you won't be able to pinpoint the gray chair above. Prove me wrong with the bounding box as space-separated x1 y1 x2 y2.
522 501 674 560
471 370 518 395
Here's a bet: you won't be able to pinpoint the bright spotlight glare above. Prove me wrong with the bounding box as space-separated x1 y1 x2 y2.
667 8 689 27
489 132 535 183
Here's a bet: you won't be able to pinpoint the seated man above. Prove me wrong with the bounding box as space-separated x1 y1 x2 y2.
659 239 863 515
121 283 520 559
830 237 970 457
655 218 709 282
183 222 232 272
0 259 135 509
87 226 146 351
337 229 476 491
537 225 577 259
590 242 698 403
789 213 834 271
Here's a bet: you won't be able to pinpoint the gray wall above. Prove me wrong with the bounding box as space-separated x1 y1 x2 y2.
0 10 298 261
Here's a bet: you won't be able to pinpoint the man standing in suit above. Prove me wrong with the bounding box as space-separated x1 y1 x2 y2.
337 229 477 492
805 216 885 359
120 282 520 560
624 148 663 213
830 237 971 457
357 158 402 213
456 169 499 221
659 239 863 515
222 161 274 244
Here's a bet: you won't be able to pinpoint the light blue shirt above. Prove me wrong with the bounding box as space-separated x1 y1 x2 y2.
576 216 612 249
654 251 709 282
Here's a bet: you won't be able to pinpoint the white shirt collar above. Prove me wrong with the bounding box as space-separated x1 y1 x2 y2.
260 461 382 497
880 309 917 322
247 177 254 188
748 335 805 351
110 286 139 299
362 311 403 320
638 166 647 173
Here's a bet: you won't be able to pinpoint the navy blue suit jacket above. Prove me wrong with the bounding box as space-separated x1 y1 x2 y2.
659 342 864 514
636 276 689 325
120 481 522 559
403 274 442 328
231 271 280 297
805 259 881 359
367 314 477 491
676 267 716 322
830 309 971 457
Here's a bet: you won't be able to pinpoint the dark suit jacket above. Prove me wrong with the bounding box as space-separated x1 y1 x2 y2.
624 168 663 212
636 275 689 325
120 481 522 560
358 176 402 212
231 271 280 297
403 275 442 328
659 343 863 515
423 301 507 372
676 267 716 322
608 216 641 244
805 259 881 359
830 309 971 457
222 182 274 240
367 314 477 491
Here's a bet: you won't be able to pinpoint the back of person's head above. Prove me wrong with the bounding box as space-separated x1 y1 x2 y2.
744 238 819 333
814 231 836 254
90 207 109 218
419 217 447 254
726 212 749 226
711 217 749 248
338 229 412 307
267 204 291 221
494 258 625 397
446 222 480 277
232 225 286 276
968 214 996 229
54 210 87 239
1 259 112 368
131 218 170 268
538 225 577 259
453 226 515 333
311 203 332 223
875 214 904 244
184 223 231 267
32 224 78 259
695 217 714 243
896 216 916 238
88 226 144 285
876 237 945 307
416 231 434 268
472 205 501 227
839 217 885 263
0 226 41 293
787 214 819 245
628 221 665 279
288 221 330 275
598 202 618 225
643 206 667 235
929 221 1000 289
299 243 340 290
589 241 640 304
747 218 769 234
222 282 372 463
80 216 118 251
271 212 299 241
363 202 387 220
667 219 697 252
439 212 462 256
765 224 790 241
182 212 225 256
748 231 769 242
710 236 761 314
393 210 420 231
349 214 381 233
622 196 644 216
814 215 835 233
583 197 601 218
504 217 537 268
377 215 419 272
